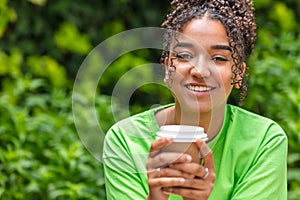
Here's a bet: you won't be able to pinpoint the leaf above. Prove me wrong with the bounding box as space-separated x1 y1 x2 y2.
54 22 92 55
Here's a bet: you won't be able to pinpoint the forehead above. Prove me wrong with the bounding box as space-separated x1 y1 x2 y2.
173 18 229 49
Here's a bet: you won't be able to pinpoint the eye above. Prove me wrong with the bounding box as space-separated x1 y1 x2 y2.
211 56 228 62
176 53 193 61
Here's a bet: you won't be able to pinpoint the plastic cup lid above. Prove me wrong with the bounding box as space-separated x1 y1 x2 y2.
157 125 208 142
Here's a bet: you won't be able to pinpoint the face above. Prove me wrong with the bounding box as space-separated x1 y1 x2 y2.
165 17 240 115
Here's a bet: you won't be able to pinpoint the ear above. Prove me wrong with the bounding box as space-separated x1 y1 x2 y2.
163 56 170 67
163 57 170 84
234 62 246 89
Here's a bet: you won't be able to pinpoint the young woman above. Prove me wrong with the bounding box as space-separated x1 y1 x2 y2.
103 0 287 199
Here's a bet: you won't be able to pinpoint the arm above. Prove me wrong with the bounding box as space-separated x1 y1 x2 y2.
231 126 288 199
103 127 148 200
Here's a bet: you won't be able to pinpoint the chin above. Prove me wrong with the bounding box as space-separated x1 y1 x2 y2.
183 101 213 114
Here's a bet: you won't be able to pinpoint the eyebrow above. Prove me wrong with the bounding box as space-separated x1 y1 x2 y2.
173 42 194 49
211 45 232 52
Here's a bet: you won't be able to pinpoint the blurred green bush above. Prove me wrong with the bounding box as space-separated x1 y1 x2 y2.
0 0 299 199
0 50 107 199
243 1 300 198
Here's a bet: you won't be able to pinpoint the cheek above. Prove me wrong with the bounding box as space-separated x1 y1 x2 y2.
171 69 188 82
223 71 233 84
217 68 234 90
215 66 233 81
223 71 234 93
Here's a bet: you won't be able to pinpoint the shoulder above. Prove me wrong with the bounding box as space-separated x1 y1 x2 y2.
225 104 287 145
228 104 271 121
106 104 173 138
106 109 155 139
227 104 285 132
104 105 171 147
224 105 288 170
103 107 162 173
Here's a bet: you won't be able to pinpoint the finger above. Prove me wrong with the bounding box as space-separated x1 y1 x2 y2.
195 139 214 170
163 179 207 190
149 137 174 157
147 152 191 170
148 167 195 179
169 162 209 179
163 186 212 200
180 178 209 190
195 139 211 158
148 177 186 188
151 152 192 169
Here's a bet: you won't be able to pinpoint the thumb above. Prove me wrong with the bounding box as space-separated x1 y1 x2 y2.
195 139 214 170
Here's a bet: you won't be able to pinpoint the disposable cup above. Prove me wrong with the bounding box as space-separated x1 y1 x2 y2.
156 125 208 163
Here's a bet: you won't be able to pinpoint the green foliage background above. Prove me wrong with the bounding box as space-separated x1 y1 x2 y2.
0 0 299 199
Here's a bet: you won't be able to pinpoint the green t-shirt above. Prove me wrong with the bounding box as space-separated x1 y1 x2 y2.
103 104 287 200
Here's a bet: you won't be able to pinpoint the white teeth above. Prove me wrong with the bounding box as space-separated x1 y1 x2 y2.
187 85 212 92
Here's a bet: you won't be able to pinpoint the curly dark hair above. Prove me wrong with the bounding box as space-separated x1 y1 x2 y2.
161 0 257 104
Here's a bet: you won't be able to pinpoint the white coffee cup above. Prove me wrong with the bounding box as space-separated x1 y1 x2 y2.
156 125 208 163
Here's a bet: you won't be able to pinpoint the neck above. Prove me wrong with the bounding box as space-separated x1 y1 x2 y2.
155 103 226 140
174 103 226 140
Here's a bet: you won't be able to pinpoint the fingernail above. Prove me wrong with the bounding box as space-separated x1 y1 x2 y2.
179 178 185 183
188 174 195 179
163 191 173 195
186 155 192 161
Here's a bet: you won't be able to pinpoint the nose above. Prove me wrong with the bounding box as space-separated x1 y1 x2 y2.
190 56 211 78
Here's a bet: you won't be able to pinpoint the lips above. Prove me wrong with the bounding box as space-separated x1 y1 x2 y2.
185 84 215 92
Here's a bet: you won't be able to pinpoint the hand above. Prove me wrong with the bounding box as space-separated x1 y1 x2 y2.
165 139 216 200
146 137 194 200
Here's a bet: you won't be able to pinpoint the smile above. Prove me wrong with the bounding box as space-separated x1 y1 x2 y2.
186 85 214 92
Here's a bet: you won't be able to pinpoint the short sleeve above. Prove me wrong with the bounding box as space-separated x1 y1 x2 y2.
103 126 148 200
230 124 288 200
